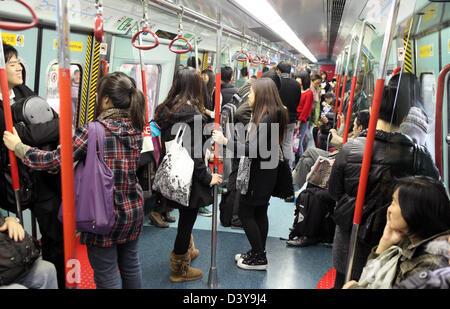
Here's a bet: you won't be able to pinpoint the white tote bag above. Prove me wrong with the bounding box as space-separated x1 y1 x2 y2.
153 127 194 207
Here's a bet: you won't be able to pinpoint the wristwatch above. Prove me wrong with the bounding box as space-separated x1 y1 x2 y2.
7 217 20 224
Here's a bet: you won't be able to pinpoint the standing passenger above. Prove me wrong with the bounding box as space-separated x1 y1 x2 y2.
213 78 288 270
295 71 313 160
4 72 146 289
154 67 222 282
0 42 65 288
277 61 301 170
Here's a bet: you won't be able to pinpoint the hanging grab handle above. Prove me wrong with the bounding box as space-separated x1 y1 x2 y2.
251 54 262 64
169 35 192 54
0 0 38 30
235 51 249 62
169 7 192 54
94 0 104 43
132 27 160 50
132 0 160 50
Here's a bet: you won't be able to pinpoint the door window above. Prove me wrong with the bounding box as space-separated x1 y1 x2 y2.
45 62 82 128
118 64 161 121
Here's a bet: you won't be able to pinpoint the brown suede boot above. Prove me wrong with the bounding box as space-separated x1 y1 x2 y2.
163 211 176 223
150 211 169 228
169 251 203 282
188 234 199 260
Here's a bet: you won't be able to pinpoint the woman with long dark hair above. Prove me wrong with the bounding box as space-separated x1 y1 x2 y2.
4 72 146 289
213 77 288 270
154 67 222 282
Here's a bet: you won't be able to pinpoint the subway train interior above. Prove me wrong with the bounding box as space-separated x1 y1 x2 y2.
0 0 449 292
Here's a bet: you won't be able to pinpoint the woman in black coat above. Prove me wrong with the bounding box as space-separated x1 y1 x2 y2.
328 82 440 289
155 67 222 283
213 77 289 270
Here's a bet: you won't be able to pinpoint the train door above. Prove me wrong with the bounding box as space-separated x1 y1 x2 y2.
110 35 167 120
0 28 39 234
37 29 90 129
416 31 440 162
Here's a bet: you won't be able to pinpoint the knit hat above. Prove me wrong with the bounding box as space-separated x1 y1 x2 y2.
399 107 429 146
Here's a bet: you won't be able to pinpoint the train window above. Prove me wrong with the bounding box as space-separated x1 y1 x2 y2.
44 63 82 128
118 64 161 120
421 72 437 159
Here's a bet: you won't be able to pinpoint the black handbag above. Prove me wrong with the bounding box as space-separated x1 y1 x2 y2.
0 218 41 285
272 148 294 199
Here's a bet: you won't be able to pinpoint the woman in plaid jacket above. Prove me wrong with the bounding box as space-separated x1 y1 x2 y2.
3 72 146 289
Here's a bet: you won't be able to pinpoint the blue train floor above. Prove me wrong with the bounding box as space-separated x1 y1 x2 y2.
140 196 333 289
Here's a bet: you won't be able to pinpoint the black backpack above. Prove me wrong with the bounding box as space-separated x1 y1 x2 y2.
289 184 336 243
0 228 41 286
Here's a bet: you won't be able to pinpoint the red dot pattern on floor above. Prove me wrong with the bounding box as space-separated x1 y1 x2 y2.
75 237 96 289
316 268 336 289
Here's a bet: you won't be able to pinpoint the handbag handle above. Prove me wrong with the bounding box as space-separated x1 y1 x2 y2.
174 125 187 145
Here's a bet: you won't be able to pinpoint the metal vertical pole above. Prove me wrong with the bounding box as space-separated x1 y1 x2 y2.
208 10 222 289
338 40 355 128
343 21 368 144
345 0 401 283
194 35 199 71
56 0 77 289
257 41 263 79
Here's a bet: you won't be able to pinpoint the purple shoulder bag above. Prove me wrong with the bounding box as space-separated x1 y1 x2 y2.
58 121 115 235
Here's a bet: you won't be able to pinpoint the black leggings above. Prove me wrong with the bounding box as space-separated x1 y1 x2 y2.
173 208 198 255
238 200 269 252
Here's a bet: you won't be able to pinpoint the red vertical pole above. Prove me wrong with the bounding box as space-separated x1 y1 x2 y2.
56 0 77 289
343 76 358 143
435 64 450 179
334 74 342 113
337 74 347 127
345 0 400 283
343 21 368 145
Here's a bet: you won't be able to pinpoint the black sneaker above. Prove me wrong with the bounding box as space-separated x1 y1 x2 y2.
237 251 268 271
286 236 319 247
234 250 252 262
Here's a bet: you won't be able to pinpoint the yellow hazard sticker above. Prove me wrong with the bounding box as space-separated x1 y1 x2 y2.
420 44 434 58
448 39 450 54
53 40 83 52
1 32 24 47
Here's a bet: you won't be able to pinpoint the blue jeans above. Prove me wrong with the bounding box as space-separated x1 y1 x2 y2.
0 258 58 289
296 121 309 158
87 239 142 289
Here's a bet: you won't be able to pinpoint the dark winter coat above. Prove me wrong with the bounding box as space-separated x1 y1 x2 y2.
156 103 213 210
279 73 301 124
220 82 239 106
0 85 61 210
231 109 283 206
328 130 440 278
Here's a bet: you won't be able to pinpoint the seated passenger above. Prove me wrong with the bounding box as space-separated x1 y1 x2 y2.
394 237 450 289
343 176 450 289
293 110 370 189
328 82 440 289
3 72 146 289
0 213 57 289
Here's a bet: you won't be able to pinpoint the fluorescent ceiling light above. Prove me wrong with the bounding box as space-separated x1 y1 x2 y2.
232 0 317 63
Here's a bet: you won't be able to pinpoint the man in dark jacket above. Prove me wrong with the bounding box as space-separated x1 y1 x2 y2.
277 62 301 170
328 81 440 289
0 43 64 288
219 66 238 106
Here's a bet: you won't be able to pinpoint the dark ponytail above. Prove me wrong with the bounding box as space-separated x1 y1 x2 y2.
129 87 146 131
96 72 146 131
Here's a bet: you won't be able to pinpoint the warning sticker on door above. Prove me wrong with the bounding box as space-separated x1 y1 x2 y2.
1 33 24 47
419 44 434 58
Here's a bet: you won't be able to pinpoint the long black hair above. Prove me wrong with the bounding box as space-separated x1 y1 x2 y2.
95 72 146 131
395 176 450 240
155 67 204 121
